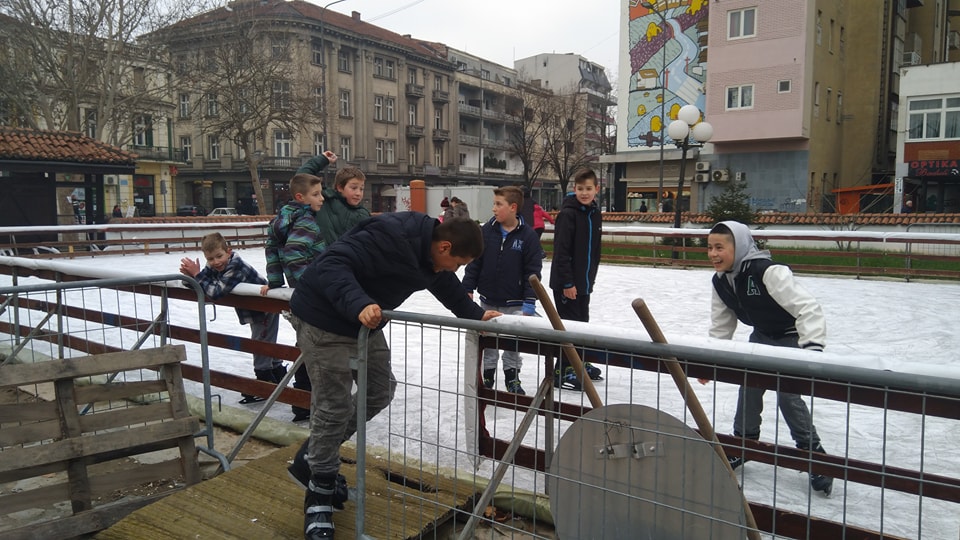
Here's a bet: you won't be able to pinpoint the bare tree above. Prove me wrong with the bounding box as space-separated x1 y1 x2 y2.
0 0 208 144
504 82 552 190
542 92 597 195
158 8 325 215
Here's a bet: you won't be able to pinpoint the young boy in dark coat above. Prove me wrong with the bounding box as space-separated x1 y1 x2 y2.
706 220 833 496
287 212 501 539
549 168 603 389
462 186 542 395
315 167 371 246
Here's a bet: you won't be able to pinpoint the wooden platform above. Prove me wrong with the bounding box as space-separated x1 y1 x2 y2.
96 443 482 539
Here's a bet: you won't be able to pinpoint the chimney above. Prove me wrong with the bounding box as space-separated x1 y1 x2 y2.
352 11 361 21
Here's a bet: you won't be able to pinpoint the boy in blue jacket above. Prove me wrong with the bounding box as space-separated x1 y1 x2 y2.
179 233 282 404
263 156 334 421
462 186 542 395
549 168 603 389
287 213 501 539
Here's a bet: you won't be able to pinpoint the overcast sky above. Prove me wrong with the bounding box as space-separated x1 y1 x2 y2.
318 0 623 79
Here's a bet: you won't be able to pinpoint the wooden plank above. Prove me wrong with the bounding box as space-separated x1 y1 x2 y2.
73 379 168 404
55 378 93 514
77 402 176 434
0 418 62 446
0 346 186 387
0 400 59 423
160 363 202 485
0 417 198 475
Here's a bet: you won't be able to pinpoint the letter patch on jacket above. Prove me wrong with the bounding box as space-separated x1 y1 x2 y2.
511 239 524 251
746 276 761 296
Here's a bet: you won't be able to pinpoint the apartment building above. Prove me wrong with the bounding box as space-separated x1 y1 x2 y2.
157 0 457 213
610 0 958 215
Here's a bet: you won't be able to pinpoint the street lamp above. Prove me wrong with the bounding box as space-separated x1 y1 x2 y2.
641 2 668 213
319 0 347 186
666 104 712 230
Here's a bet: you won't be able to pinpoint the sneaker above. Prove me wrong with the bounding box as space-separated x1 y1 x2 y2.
584 362 603 381
810 474 834 496
482 368 496 389
292 407 310 422
238 394 265 404
304 478 336 539
727 454 748 470
553 366 582 391
505 378 526 395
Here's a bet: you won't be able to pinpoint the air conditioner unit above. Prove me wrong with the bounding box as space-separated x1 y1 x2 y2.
694 172 710 183
695 161 711 172
712 169 730 182
902 51 921 66
735 171 746 182
948 31 960 51
104 175 118 185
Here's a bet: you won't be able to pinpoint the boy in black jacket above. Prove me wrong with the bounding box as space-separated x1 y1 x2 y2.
549 168 603 389
462 186 542 395
287 212 501 539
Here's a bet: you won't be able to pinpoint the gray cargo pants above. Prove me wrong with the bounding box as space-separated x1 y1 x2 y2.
290 314 397 477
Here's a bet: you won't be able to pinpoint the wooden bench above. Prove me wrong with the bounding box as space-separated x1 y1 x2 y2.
0 345 201 539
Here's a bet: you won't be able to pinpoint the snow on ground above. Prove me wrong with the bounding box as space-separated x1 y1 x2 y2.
3 249 959 539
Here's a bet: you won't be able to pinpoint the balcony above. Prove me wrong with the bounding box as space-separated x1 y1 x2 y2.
260 157 300 169
432 90 450 103
408 165 425 175
458 103 481 117
405 125 424 138
432 129 450 141
126 145 189 163
459 134 480 146
405 83 425 98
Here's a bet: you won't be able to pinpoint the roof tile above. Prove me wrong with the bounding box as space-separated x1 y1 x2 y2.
0 127 136 165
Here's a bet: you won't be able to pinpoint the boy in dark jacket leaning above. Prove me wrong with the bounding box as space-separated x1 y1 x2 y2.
549 168 603 389
287 213 501 539
706 220 833 496
462 186 542 395
263 158 333 421
179 233 282 404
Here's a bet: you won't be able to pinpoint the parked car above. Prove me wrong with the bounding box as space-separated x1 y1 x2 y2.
207 207 238 216
176 205 207 217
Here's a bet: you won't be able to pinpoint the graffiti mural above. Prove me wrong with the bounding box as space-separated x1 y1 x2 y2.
625 0 709 149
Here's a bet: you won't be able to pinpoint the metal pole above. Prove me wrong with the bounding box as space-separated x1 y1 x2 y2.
674 134 688 231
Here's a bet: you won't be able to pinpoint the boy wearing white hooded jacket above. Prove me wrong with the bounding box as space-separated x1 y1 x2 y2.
707 220 833 496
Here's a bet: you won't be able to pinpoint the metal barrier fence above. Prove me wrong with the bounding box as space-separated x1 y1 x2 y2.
2 258 959 539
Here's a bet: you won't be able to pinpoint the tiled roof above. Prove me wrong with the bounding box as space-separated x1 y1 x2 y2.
0 127 137 165
599 212 960 226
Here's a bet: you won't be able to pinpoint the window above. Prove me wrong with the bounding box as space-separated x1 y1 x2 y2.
837 92 842 124
314 132 326 154
409 143 417 165
340 137 351 161
339 89 351 117
338 50 351 73
408 68 417 84
829 19 835 53
84 109 97 139
435 75 443 90
208 135 220 160
480 69 490 81
236 140 246 161
385 59 395 80
176 55 188 75
180 136 192 159
312 42 323 65
133 67 146 91
778 80 791 93
908 97 960 140
725 84 754 110
435 108 443 129
179 93 190 118
386 140 395 164
315 86 325 111
816 10 822 45
728 7 756 39
434 143 443 167
408 103 418 125
271 36 288 60
839 27 846 58
376 140 384 163
275 131 292 157
272 81 290 110
238 89 250 114
374 57 384 77
206 93 219 116
133 115 152 146
204 50 218 71
374 96 383 121
826 87 832 122
385 97 395 122
814 82 821 118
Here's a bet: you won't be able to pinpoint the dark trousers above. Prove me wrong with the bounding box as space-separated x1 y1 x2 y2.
552 289 590 373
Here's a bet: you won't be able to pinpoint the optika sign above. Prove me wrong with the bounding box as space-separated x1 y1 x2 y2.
908 160 960 177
